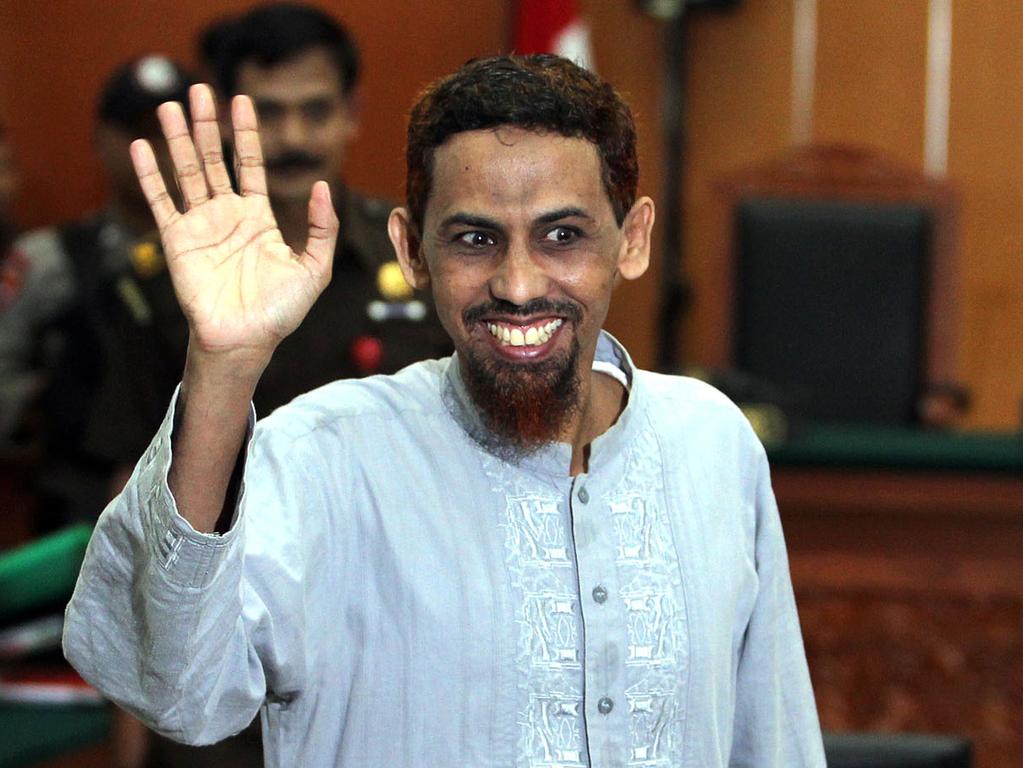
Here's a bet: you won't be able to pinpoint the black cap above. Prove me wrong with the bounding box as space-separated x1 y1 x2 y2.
98 56 195 136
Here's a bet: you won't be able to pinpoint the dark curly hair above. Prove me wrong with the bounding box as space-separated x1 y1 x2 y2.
404 55 638 236
201 3 360 97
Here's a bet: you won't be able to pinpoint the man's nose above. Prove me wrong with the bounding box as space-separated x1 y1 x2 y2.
281 111 308 148
489 241 550 306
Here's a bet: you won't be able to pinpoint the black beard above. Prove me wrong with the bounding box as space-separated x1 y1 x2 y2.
459 299 584 461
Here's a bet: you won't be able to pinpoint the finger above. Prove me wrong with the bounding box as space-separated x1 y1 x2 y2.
231 95 268 197
130 139 180 233
302 181 338 277
189 84 232 196
157 101 210 210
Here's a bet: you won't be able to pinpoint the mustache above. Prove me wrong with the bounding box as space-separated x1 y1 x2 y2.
265 151 325 172
463 298 582 327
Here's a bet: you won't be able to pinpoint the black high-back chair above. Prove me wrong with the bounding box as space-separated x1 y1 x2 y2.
710 145 959 425
824 731 973 768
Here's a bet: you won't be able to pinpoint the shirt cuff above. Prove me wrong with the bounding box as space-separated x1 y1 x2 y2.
135 383 256 590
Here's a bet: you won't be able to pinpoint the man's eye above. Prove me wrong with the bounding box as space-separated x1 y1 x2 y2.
302 100 336 123
544 226 579 244
256 102 284 122
457 231 495 248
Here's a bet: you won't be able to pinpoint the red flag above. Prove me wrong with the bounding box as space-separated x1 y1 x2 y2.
512 0 595 70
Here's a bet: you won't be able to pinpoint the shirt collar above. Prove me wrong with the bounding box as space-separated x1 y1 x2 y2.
442 330 643 478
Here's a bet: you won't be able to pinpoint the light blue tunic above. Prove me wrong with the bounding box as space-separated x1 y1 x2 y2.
64 332 825 767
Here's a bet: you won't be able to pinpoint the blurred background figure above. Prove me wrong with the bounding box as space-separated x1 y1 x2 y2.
87 2 452 502
0 56 193 533
204 1 361 247
201 2 452 389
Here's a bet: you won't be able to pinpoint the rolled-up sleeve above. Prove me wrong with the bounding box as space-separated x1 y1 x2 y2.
62 388 287 745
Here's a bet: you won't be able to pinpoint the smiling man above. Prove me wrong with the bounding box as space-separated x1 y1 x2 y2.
64 55 825 767
389 123 649 464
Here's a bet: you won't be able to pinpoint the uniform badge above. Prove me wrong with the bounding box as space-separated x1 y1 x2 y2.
376 260 413 301
116 276 153 325
0 249 29 312
131 241 165 279
349 335 383 375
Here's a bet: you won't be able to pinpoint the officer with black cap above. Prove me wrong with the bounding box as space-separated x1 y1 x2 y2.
0 55 194 530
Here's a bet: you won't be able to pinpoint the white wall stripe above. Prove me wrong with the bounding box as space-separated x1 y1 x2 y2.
791 0 818 145
925 0 953 177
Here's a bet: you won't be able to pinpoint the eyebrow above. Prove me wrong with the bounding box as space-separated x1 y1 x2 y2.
535 207 593 225
438 213 503 231
438 207 594 232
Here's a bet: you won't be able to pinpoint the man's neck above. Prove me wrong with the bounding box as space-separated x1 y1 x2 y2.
564 368 628 476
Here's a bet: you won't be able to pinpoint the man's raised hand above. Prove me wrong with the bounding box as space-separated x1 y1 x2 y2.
130 84 338 366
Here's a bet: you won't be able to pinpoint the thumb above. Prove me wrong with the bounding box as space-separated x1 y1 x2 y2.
302 181 339 279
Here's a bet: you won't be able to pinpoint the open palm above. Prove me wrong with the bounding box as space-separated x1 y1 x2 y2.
131 85 338 356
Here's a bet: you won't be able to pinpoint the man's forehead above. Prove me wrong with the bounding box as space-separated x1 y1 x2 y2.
438 125 596 154
426 127 607 220
433 128 601 182
236 47 345 100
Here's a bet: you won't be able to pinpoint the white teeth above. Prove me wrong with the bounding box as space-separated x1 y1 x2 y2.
487 318 565 347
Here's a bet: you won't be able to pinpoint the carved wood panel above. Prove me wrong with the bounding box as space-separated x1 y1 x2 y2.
798 590 1023 768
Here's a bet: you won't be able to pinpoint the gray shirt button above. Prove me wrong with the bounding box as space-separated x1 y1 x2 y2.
577 487 589 504
597 696 614 715
592 585 608 604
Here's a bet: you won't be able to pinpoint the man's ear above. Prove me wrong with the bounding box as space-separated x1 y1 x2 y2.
388 207 430 289
617 196 655 281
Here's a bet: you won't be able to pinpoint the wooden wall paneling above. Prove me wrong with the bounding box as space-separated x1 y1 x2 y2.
0 2 12 132
682 0 794 370
814 0 929 169
947 3 1023 428
0 0 506 231
798 590 1022 768
584 1 663 371
960 289 1023 429
776 467 1023 768
327 0 507 203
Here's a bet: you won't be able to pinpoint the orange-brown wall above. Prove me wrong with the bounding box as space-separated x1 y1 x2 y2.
2 1 1021 428
0 0 509 224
